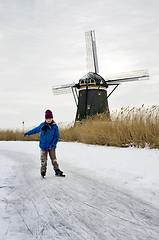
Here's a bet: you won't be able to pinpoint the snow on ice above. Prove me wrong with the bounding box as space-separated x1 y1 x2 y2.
0 141 159 240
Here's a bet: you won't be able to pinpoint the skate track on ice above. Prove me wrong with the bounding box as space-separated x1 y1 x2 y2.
0 141 159 240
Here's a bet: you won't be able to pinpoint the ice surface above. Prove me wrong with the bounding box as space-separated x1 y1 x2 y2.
0 141 159 240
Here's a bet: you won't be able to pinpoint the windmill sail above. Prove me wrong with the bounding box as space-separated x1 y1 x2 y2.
106 69 149 85
85 30 99 73
52 83 76 95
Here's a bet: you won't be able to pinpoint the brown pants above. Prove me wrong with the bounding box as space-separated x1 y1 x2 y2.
40 149 59 173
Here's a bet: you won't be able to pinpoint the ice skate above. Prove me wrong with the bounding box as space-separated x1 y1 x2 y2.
55 169 65 177
41 171 46 178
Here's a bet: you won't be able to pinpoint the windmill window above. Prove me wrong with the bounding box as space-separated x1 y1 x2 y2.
98 92 101 96
81 80 85 84
80 92 82 96
87 105 90 110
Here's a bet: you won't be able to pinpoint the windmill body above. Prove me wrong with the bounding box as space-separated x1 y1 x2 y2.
76 72 109 120
52 30 149 121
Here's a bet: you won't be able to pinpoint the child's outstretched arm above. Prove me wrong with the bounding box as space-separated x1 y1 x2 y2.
24 124 42 137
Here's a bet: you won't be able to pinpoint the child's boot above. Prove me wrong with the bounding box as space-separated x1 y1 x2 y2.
55 169 65 177
41 171 46 178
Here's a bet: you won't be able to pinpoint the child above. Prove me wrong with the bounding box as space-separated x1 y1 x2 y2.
24 110 64 177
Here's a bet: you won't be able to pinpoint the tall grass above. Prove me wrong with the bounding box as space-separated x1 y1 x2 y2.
0 106 158 148
59 106 159 148
0 130 40 141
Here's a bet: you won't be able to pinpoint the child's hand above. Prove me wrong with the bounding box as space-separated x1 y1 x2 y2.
50 144 56 149
24 133 28 137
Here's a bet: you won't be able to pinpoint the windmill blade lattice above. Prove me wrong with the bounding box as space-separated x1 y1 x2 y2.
85 30 99 73
52 83 76 95
106 69 149 85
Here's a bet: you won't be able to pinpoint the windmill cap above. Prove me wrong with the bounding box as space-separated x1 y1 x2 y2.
45 110 53 119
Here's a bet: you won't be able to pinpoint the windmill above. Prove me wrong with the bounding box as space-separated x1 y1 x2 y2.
52 30 149 121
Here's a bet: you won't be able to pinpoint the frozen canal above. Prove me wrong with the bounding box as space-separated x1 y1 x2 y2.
0 141 159 240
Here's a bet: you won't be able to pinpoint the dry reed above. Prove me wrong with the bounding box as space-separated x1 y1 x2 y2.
0 129 40 141
0 106 158 148
59 106 159 148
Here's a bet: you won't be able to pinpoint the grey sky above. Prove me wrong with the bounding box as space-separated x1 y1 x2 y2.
0 0 159 129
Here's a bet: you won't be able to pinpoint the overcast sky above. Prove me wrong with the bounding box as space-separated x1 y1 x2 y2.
0 0 159 130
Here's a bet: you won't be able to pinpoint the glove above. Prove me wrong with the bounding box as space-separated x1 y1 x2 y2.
24 133 28 137
50 144 56 149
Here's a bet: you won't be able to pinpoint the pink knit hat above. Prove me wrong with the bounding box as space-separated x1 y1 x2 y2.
45 110 53 119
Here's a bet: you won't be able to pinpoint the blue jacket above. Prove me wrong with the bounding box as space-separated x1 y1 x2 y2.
26 121 60 150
